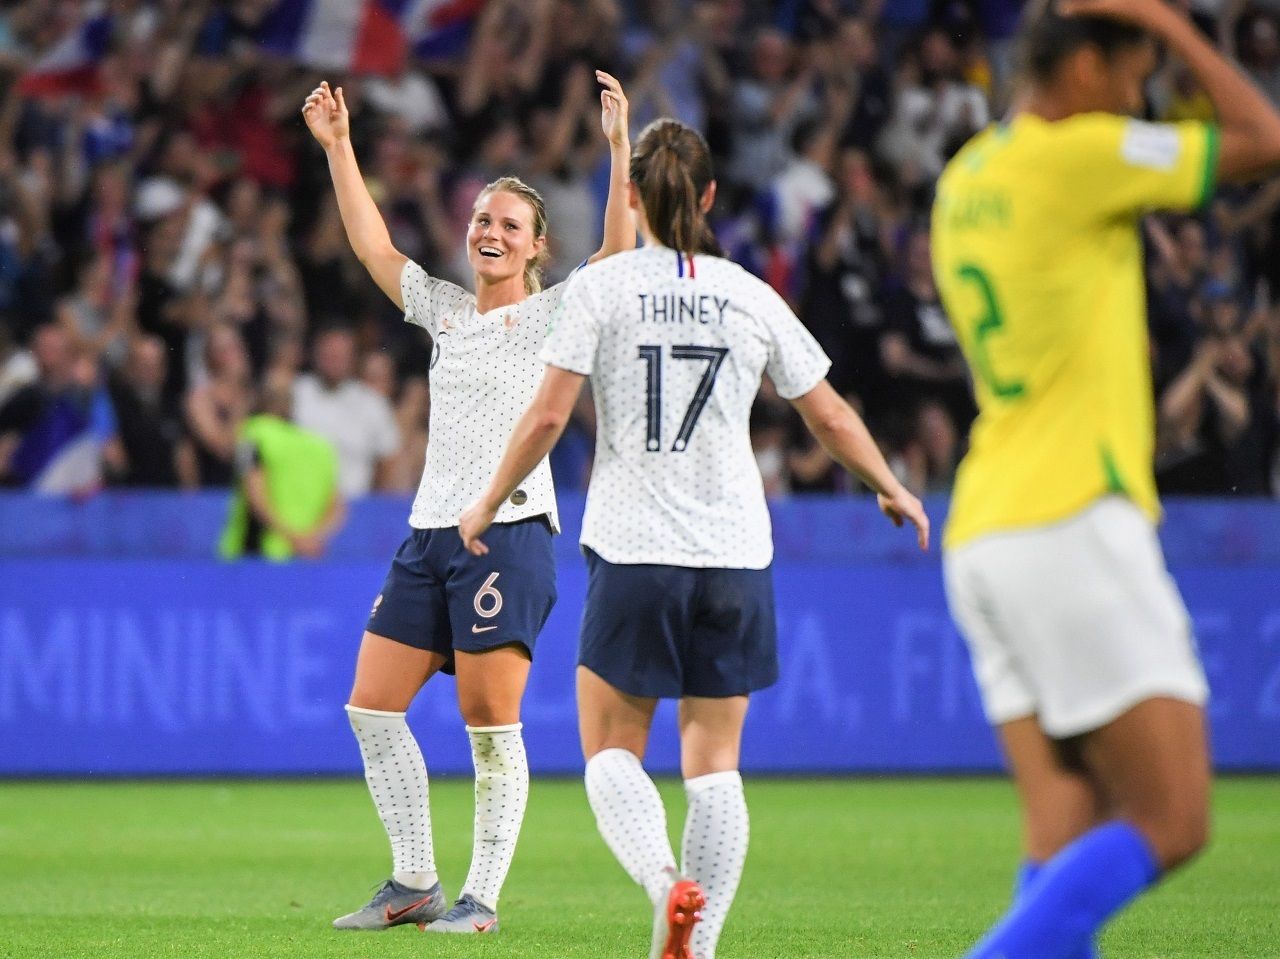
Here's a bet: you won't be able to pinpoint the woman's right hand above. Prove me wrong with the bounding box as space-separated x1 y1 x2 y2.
302 81 350 150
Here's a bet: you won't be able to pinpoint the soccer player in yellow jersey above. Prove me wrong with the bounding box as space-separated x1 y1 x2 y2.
932 2 1280 957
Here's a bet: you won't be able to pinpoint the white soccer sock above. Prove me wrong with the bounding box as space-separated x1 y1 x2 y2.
585 748 678 905
346 705 438 891
682 770 750 959
460 723 529 911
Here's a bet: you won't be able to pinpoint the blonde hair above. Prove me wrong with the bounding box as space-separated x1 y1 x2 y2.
474 176 550 294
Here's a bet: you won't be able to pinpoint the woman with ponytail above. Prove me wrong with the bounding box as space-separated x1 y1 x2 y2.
302 73 634 934
462 117 928 959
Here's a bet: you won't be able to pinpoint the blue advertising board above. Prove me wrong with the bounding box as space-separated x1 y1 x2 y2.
0 493 1277 775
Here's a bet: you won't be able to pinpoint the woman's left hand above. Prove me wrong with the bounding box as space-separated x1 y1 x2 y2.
597 70 630 148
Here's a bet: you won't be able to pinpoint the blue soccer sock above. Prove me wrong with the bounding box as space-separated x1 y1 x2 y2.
1013 860 1042 899
1013 860 1100 959
970 822 1159 959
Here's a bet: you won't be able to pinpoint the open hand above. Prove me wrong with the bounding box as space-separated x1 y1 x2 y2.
597 70 630 148
877 486 931 551
301 80 349 150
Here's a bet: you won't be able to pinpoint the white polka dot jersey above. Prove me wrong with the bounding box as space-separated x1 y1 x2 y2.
400 260 560 531
541 246 831 568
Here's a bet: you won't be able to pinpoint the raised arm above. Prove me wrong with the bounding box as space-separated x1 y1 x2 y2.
302 82 407 308
587 71 637 264
1062 0 1280 180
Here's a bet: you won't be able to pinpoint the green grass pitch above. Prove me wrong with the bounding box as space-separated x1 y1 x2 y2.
2 777 1277 958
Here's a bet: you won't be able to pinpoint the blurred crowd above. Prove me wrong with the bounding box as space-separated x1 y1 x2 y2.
1 0 1279 503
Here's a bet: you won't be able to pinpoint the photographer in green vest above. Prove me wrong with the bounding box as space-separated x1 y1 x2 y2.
220 374 346 561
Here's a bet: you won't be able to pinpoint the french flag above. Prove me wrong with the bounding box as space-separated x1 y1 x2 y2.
403 0 486 60
259 0 485 74
259 0 409 75
17 12 113 99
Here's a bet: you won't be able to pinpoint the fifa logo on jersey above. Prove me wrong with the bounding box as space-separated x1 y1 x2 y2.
510 489 528 506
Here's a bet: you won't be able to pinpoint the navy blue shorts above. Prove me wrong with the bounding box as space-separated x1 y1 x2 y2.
578 550 778 699
367 518 556 674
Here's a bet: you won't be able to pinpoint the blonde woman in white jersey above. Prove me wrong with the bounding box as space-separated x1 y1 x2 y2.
461 119 930 959
301 75 634 934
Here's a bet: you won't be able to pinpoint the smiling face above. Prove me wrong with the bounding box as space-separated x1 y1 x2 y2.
467 189 546 290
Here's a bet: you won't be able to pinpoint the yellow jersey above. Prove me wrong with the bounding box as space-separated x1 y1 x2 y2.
932 112 1218 549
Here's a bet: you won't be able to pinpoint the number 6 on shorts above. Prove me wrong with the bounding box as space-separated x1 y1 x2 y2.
474 572 504 619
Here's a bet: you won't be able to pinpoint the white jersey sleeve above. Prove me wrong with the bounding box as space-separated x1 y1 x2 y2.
400 259 471 336
540 273 602 375
759 284 831 399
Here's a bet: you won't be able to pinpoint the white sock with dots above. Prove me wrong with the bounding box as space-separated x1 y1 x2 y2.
585 748 678 905
345 705 438 891
682 771 749 959
460 723 529 911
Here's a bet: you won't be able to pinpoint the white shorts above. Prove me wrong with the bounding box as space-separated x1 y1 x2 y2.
943 497 1208 739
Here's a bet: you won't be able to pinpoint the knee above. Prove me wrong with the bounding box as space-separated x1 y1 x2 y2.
1134 805 1210 871
459 694 520 729
680 745 741 781
348 683 413 714
1161 807 1210 870
580 719 650 763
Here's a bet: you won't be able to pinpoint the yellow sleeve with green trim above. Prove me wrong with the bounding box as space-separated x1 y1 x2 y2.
1055 114 1218 219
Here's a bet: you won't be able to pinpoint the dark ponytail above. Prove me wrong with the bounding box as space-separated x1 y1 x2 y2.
1017 1 1148 84
629 119 722 256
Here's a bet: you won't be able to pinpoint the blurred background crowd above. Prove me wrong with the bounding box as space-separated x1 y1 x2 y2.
1 0 1279 506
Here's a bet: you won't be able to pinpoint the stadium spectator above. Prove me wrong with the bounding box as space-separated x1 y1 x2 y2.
0 323 36 407
728 28 819 191
799 148 893 404
184 323 254 487
879 227 974 470
106 334 196 488
0 323 118 493
879 26 990 187
1157 298 1276 494
292 325 400 497
219 373 345 561
831 17 894 153
55 252 133 367
1237 8 1280 104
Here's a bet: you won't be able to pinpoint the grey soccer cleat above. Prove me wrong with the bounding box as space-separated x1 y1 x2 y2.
420 893 500 934
331 878 446 930
649 869 705 959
